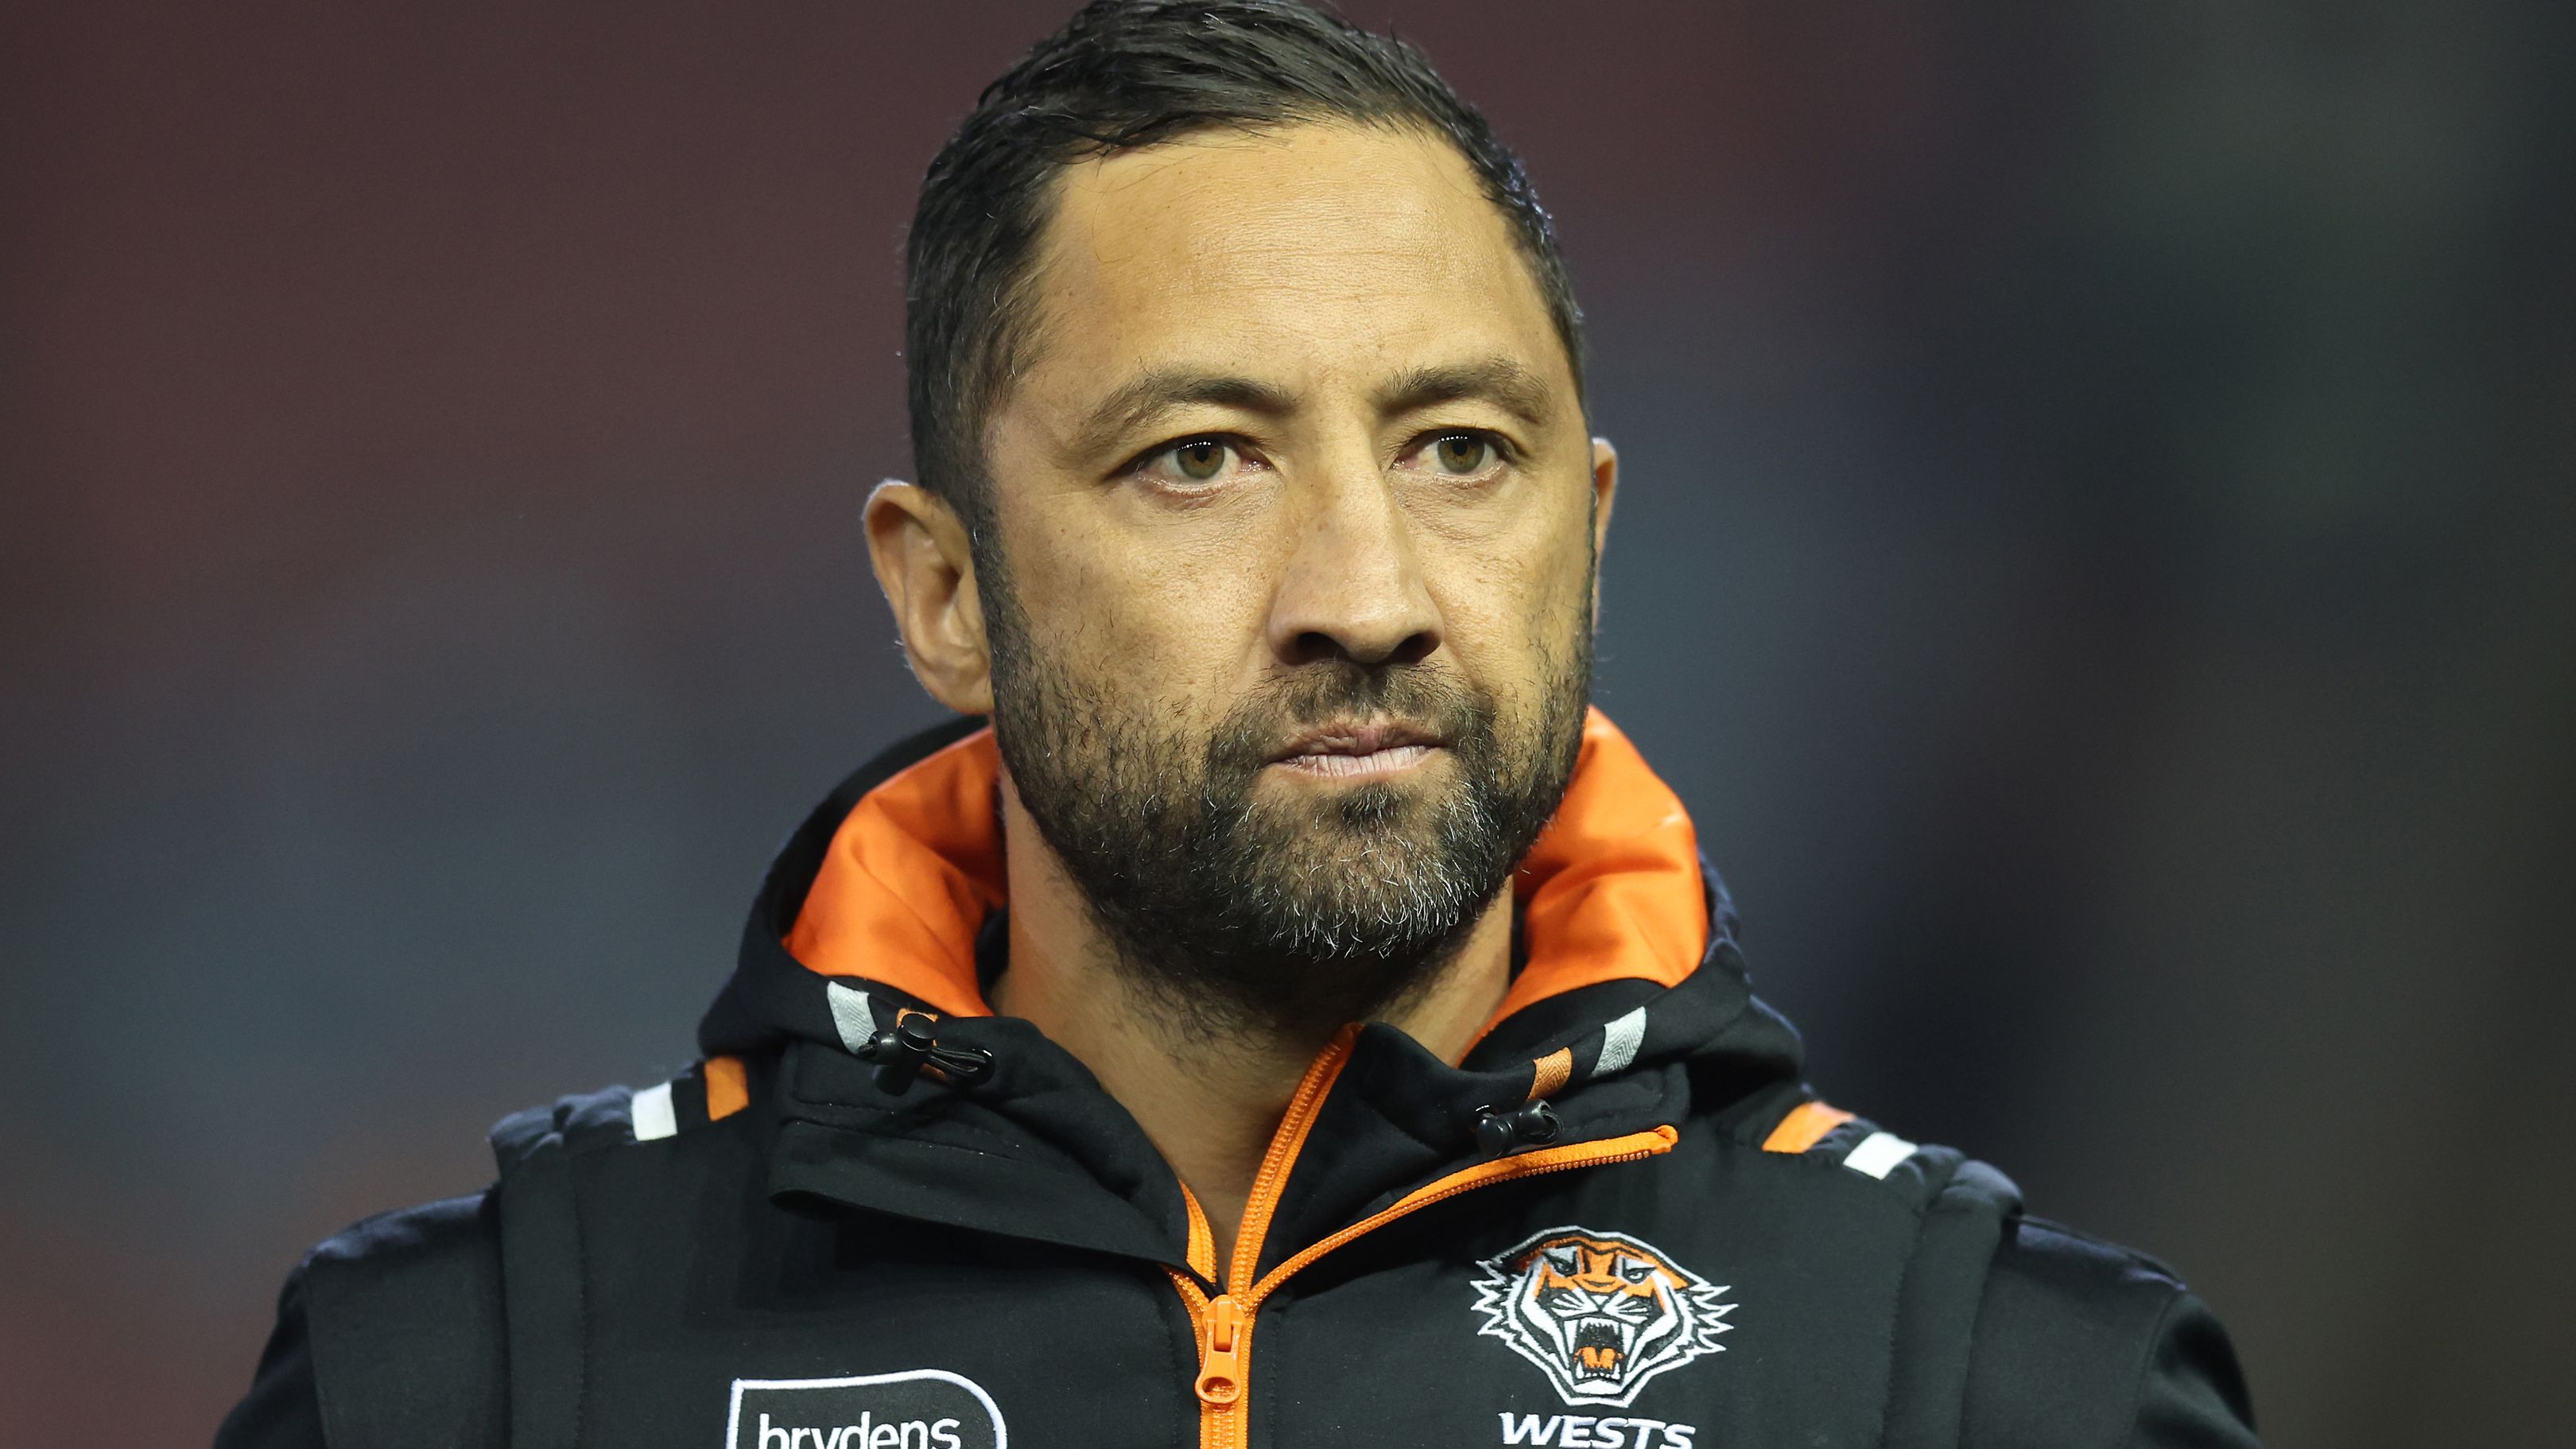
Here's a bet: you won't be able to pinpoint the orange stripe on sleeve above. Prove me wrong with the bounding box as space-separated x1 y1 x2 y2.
1761 1100 1853 1154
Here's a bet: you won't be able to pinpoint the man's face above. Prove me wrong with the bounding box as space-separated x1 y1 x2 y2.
974 122 1612 1037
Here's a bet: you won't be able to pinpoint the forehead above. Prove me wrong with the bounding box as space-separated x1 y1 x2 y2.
1013 121 1567 414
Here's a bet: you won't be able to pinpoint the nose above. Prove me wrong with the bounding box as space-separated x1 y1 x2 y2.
1263 463 1442 669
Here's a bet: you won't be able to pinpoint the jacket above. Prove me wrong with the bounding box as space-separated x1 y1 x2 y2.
216 711 2260 1448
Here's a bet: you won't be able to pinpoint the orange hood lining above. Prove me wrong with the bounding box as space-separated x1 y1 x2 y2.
781 707 1709 1036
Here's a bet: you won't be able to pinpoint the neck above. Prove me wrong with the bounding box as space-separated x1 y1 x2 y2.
987 779 1513 1272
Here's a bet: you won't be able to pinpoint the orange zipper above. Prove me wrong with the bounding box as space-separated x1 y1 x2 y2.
1163 1031 1680 1449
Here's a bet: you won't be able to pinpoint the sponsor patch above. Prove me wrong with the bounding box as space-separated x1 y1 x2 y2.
724 1369 1005 1449
1472 1227 1734 1408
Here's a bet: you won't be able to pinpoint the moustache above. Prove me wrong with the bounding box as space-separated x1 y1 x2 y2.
1205 666 1496 778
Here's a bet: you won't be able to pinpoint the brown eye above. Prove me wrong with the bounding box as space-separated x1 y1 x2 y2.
1433 433 1491 474
1172 440 1228 481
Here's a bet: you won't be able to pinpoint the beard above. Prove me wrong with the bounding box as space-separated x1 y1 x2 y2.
981 571 1592 1046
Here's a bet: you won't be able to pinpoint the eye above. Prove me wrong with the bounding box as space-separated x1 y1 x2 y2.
1617 1257 1655 1283
1131 435 1255 490
1170 439 1228 480
1399 429 1511 483
1432 433 1492 474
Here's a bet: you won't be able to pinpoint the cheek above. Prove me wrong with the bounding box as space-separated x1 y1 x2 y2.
1420 512 1593 678
1003 501 1278 699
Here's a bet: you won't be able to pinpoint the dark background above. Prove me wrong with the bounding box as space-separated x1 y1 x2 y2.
5 3 2570 1443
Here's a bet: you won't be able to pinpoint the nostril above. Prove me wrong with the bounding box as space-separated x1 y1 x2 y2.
1282 630 1347 668
1282 627 1439 670
1386 629 1437 666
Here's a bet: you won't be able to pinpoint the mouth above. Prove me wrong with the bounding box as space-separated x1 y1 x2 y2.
1569 1318 1632 1381
1267 719 1445 780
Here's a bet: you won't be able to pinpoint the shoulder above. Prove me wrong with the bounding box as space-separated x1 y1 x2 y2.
314 1060 756 1305
1964 1216 2260 1448
490 1057 756 1169
1732 1097 2258 1446
1728 1095 2022 1219
306 1191 499 1275
1984 1214 2188 1322
215 1195 503 1449
219 1061 761 1447
308 1193 510 1445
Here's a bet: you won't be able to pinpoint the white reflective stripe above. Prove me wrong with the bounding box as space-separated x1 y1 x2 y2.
826 981 877 1055
630 1080 678 1142
1593 1006 1649 1077
1843 1131 1918 1179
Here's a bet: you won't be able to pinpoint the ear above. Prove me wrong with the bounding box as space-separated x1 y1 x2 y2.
863 480 995 715
1588 436 1619 574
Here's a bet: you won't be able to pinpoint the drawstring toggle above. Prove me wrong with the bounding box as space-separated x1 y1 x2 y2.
1471 1101 1562 1156
863 1014 995 1095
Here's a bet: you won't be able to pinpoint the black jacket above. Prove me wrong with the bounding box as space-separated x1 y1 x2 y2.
218 713 2259 1448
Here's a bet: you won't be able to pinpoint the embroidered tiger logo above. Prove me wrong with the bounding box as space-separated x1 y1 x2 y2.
1471 1227 1735 1407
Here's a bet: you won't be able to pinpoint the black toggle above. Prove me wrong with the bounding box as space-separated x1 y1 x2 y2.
861 1015 995 1096
1471 1100 1562 1156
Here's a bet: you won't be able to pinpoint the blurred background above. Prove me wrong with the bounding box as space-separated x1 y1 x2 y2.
4 2 2570 1443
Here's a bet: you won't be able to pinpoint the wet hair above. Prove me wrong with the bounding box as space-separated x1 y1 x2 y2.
903 0 1585 538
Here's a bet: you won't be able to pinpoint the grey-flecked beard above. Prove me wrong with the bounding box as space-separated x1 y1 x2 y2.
981 573 1590 1047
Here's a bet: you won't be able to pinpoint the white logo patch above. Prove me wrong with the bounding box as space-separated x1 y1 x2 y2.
1472 1227 1734 1408
724 1369 1006 1449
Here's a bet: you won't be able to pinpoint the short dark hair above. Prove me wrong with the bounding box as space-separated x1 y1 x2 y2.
903 0 1585 536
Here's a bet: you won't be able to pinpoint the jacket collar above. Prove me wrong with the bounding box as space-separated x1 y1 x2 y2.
763 706 1712 1032
699 709 1802 1273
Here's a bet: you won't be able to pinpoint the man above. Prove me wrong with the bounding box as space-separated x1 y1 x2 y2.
219 2 2260 1445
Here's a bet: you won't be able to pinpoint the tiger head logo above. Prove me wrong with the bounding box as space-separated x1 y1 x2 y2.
1471 1227 1734 1407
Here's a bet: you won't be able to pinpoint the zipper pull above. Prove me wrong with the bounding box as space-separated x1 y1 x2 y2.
1194 1293 1246 1406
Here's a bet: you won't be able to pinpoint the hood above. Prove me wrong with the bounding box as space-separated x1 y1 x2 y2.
703 707 1783 1068
696 707 1808 1277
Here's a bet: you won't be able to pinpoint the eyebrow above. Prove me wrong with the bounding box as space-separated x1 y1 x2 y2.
1371 355 1555 429
1069 369 1300 464
1067 353 1558 465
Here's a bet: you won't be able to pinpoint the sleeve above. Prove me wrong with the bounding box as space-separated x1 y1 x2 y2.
212 1264 329 1449
1962 1217 2260 1448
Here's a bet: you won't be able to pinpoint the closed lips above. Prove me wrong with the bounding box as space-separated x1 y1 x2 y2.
1271 721 1442 775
